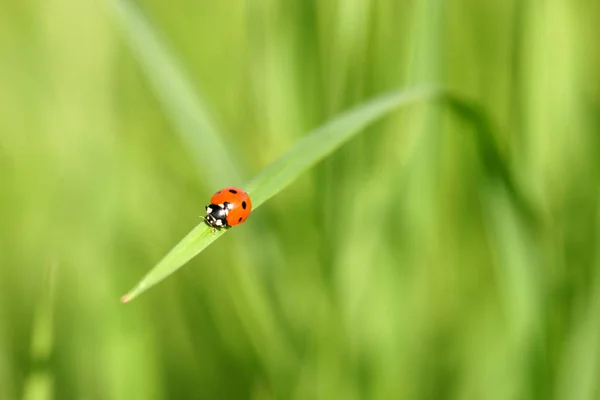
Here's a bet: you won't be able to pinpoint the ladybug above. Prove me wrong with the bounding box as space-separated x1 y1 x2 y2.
203 186 252 232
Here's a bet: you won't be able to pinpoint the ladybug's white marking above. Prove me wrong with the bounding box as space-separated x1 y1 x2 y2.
206 206 213 213
215 219 223 226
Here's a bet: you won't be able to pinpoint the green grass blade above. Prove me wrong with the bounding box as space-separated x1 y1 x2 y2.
245 86 442 206
109 0 243 185
121 85 442 302
22 264 56 400
443 95 540 228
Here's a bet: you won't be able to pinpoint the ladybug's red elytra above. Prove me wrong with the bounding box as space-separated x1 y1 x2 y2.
203 187 252 232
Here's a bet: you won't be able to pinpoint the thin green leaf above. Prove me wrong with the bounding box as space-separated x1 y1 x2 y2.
121 224 223 303
110 0 243 186
121 86 442 302
245 86 442 206
443 95 540 229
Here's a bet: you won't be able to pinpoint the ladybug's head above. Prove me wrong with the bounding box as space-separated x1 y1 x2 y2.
204 203 230 229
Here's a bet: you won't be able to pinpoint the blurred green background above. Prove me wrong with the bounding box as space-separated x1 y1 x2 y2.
2 0 600 399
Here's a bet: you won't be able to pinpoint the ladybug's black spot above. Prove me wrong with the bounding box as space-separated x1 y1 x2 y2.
238 217 242 222
229 189 238 194
242 201 247 209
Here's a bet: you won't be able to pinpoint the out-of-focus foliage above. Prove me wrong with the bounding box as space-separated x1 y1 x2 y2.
1 0 599 399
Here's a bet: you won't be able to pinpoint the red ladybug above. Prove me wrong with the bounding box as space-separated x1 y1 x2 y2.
203 187 252 232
